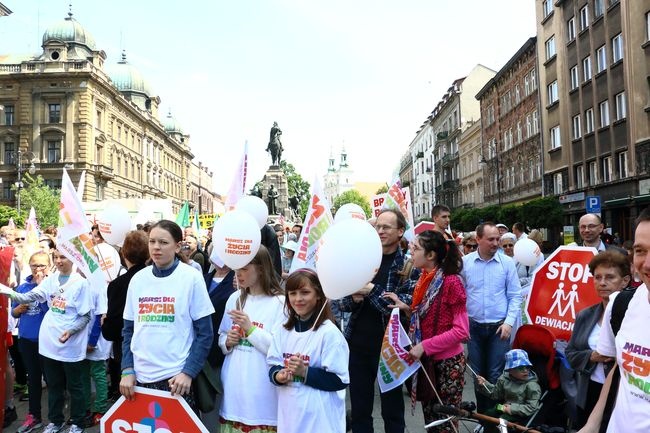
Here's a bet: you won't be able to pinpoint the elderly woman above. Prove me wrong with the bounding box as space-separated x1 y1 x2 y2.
461 232 478 256
565 251 630 428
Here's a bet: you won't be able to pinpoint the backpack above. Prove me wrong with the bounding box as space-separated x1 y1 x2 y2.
599 287 636 433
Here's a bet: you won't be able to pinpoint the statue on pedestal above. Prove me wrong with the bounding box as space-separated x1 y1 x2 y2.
266 122 283 166
267 184 279 215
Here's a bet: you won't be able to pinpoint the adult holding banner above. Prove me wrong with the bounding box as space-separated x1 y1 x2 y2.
338 209 417 433
120 220 215 411
384 230 468 433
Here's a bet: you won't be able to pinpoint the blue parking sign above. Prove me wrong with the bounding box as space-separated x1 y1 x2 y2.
586 195 601 213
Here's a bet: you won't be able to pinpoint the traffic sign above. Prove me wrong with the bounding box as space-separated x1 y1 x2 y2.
525 246 601 341
585 195 601 214
101 386 209 433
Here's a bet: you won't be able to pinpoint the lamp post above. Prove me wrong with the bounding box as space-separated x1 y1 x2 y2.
14 150 36 213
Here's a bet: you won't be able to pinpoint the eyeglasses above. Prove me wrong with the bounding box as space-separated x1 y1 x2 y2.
375 225 398 232
502 244 514 248
579 224 600 230
409 242 423 251
465 244 478 250
30 264 47 269
14 237 25 241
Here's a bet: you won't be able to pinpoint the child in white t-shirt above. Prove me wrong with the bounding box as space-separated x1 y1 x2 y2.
218 246 285 433
268 269 349 433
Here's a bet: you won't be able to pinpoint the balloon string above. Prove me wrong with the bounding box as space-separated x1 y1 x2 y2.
295 299 329 359
90 237 112 283
418 365 460 433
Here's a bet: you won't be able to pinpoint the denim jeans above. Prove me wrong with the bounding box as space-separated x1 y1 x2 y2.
468 319 511 412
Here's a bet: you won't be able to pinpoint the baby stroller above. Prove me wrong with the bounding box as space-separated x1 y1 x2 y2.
511 324 570 431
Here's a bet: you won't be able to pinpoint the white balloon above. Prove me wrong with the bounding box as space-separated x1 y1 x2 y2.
316 219 382 300
236 195 269 229
97 205 131 246
334 203 367 224
94 242 122 282
514 238 542 267
212 210 261 269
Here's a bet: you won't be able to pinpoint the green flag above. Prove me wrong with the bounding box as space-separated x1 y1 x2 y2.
175 201 190 228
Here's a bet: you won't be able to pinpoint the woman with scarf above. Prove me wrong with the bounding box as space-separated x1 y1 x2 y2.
384 230 468 433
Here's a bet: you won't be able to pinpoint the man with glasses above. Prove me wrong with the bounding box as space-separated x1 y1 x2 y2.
462 222 522 413
578 213 626 255
339 209 417 433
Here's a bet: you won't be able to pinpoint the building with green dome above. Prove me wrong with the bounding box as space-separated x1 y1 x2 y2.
0 10 215 214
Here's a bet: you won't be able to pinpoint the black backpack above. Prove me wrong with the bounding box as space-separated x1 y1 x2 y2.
599 287 636 433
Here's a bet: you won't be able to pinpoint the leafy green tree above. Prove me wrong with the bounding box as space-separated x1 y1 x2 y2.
375 184 389 194
279 161 311 220
12 174 61 228
0 205 21 227
332 189 372 218
520 196 563 229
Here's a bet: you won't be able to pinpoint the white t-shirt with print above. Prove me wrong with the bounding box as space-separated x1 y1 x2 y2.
218 291 286 427
87 281 111 361
123 263 214 383
597 284 650 433
267 319 350 433
36 272 93 362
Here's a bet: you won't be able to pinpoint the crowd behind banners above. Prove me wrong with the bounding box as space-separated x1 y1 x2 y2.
0 202 648 433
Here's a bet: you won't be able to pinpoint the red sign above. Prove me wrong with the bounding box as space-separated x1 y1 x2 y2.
525 246 601 341
101 386 208 433
414 221 436 235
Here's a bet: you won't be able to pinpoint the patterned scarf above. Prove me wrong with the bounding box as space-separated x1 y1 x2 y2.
409 267 445 412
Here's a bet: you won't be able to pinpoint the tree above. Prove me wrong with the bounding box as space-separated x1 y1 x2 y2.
0 205 21 227
332 189 372 218
279 161 310 220
12 174 61 228
375 184 389 194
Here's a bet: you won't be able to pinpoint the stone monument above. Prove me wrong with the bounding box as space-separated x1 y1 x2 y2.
263 122 289 219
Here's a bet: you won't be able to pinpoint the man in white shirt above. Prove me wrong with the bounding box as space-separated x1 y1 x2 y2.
580 208 650 433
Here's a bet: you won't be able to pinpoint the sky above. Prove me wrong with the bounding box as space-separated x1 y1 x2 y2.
0 0 537 195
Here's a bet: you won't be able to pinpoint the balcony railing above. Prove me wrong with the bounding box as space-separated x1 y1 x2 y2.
442 179 460 190
94 164 114 180
437 131 449 141
442 151 459 167
415 151 424 159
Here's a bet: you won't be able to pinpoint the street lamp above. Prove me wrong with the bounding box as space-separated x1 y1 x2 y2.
480 142 501 205
13 150 36 213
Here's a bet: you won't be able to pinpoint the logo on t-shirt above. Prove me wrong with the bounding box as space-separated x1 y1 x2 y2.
138 297 175 323
50 296 66 314
621 341 650 400
282 352 310 384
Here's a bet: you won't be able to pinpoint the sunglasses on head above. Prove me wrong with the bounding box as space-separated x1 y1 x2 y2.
465 244 478 250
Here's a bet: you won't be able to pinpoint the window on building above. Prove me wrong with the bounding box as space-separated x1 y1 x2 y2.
545 36 556 60
615 91 627 120
618 151 628 178
548 81 559 104
599 100 610 127
568 17 576 40
596 45 607 73
515 85 521 104
44 179 62 190
531 69 537 90
594 0 604 18
647 12 650 42
3 105 14 125
48 103 61 123
3 184 14 200
612 33 623 62
570 65 579 90
589 160 597 185
583 56 592 81
543 0 553 18
95 110 102 129
47 140 61 163
553 172 564 193
516 122 522 144
585 108 595 133
486 104 495 125
532 110 539 134
580 5 589 31
4 142 15 164
572 115 582 139
550 125 561 149
575 165 584 189
525 115 532 138
524 74 530 96
602 156 612 182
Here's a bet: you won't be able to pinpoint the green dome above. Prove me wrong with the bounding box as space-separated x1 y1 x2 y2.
164 111 183 134
42 13 96 50
108 52 152 97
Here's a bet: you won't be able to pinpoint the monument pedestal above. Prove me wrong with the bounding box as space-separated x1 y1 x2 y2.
263 166 290 221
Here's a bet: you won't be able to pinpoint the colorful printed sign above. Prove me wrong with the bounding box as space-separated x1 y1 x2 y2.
290 177 334 273
377 308 421 393
371 184 414 241
101 386 208 433
525 246 600 341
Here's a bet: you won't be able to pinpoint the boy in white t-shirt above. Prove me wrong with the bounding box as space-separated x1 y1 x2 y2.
579 209 650 433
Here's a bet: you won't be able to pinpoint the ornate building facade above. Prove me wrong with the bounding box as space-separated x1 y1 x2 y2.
0 12 214 214
323 147 354 205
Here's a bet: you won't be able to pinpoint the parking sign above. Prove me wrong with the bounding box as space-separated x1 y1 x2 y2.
585 195 601 214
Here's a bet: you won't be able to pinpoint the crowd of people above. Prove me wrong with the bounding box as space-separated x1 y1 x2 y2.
0 202 648 433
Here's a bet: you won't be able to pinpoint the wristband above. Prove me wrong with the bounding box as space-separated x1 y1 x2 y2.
121 369 135 378
245 326 257 337
496 404 505 412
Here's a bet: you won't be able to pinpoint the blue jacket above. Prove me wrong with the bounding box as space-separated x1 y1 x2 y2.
12 275 48 341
